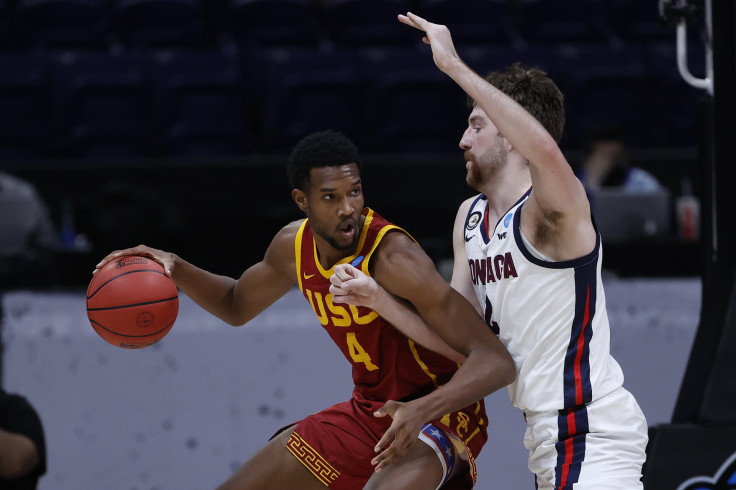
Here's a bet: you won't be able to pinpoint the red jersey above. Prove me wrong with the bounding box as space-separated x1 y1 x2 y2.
287 208 488 487
296 207 462 402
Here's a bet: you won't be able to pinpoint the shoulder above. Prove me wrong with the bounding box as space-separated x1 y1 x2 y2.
458 194 483 217
373 229 434 277
453 194 482 230
264 219 305 263
274 219 305 242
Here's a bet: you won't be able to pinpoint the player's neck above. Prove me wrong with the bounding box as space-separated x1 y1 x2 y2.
480 167 532 218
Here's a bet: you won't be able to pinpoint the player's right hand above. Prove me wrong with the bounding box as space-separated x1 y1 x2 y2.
398 12 461 75
94 244 175 277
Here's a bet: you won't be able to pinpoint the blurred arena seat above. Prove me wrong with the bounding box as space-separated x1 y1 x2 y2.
517 0 613 45
323 0 416 47
145 48 254 157
0 52 52 158
224 0 322 49
548 43 653 149
109 0 209 49
254 47 363 152
419 0 516 48
358 46 468 152
47 50 150 158
11 0 109 49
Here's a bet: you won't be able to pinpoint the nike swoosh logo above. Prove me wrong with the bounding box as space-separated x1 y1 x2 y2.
465 235 473 242
303 272 315 280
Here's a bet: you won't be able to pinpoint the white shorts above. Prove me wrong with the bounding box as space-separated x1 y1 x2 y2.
523 386 648 489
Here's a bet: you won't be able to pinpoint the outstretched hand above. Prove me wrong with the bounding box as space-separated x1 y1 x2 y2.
329 263 383 310
398 12 461 74
371 400 426 472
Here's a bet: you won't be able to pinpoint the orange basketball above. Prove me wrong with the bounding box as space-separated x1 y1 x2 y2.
86 255 179 349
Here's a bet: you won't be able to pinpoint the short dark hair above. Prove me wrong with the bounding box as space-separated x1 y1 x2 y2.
468 62 565 143
286 130 361 191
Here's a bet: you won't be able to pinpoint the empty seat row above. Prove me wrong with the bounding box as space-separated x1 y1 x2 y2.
0 0 694 51
0 41 705 159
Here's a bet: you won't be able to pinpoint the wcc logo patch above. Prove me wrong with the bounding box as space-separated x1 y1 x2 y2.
676 452 736 490
467 211 482 230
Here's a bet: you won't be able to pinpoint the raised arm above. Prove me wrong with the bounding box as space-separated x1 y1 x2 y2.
399 12 596 260
94 221 300 326
364 231 515 469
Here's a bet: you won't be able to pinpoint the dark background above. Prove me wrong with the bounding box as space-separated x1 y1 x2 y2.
0 0 707 288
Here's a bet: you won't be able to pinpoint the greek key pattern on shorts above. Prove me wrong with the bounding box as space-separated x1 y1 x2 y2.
287 431 340 486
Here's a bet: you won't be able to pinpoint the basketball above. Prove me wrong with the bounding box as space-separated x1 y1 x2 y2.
86 255 179 349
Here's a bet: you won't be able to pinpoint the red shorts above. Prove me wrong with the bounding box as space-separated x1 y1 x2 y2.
277 394 488 489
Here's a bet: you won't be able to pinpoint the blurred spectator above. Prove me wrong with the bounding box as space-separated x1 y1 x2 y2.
0 172 58 289
577 126 662 194
0 387 47 489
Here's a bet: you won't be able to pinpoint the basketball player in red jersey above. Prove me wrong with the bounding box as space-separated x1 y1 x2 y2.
95 130 515 490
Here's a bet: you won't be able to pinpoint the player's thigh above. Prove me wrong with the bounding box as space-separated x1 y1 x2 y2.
363 439 464 490
216 426 325 490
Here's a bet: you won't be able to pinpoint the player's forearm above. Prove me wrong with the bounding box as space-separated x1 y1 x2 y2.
168 254 243 325
371 289 466 363
412 343 515 422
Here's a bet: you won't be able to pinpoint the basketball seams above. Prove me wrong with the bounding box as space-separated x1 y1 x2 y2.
87 268 172 300
86 258 179 348
88 317 176 339
86 296 179 311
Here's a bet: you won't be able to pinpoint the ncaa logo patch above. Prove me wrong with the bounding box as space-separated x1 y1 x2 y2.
504 213 513 228
467 211 482 230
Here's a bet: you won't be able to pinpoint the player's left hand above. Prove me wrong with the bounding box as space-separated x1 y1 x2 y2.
329 263 383 310
371 400 426 472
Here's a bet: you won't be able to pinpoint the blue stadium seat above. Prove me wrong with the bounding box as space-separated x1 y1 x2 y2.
644 41 706 148
358 46 468 152
0 52 52 158
607 0 673 42
12 0 109 49
461 44 550 80
517 0 613 45
549 44 652 149
323 0 416 47
225 0 321 49
255 47 363 151
145 49 254 156
419 0 516 47
47 50 149 158
110 0 209 48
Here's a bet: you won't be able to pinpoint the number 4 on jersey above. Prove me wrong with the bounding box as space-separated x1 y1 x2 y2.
346 332 379 371
485 297 500 335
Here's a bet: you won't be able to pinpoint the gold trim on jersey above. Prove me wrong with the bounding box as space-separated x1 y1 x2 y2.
295 219 308 293
408 339 439 389
287 431 339 487
360 222 415 275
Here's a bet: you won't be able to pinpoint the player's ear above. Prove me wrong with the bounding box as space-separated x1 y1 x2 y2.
504 136 515 154
292 188 308 212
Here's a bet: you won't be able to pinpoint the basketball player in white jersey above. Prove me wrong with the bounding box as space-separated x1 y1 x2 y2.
330 12 648 489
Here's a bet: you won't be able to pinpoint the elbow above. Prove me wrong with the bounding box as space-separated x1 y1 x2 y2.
0 447 38 481
497 357 517 387
481 348 517 388
538 136 564 164
223 314 248 327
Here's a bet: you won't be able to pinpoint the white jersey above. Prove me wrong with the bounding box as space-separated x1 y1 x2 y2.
464 191 624 412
